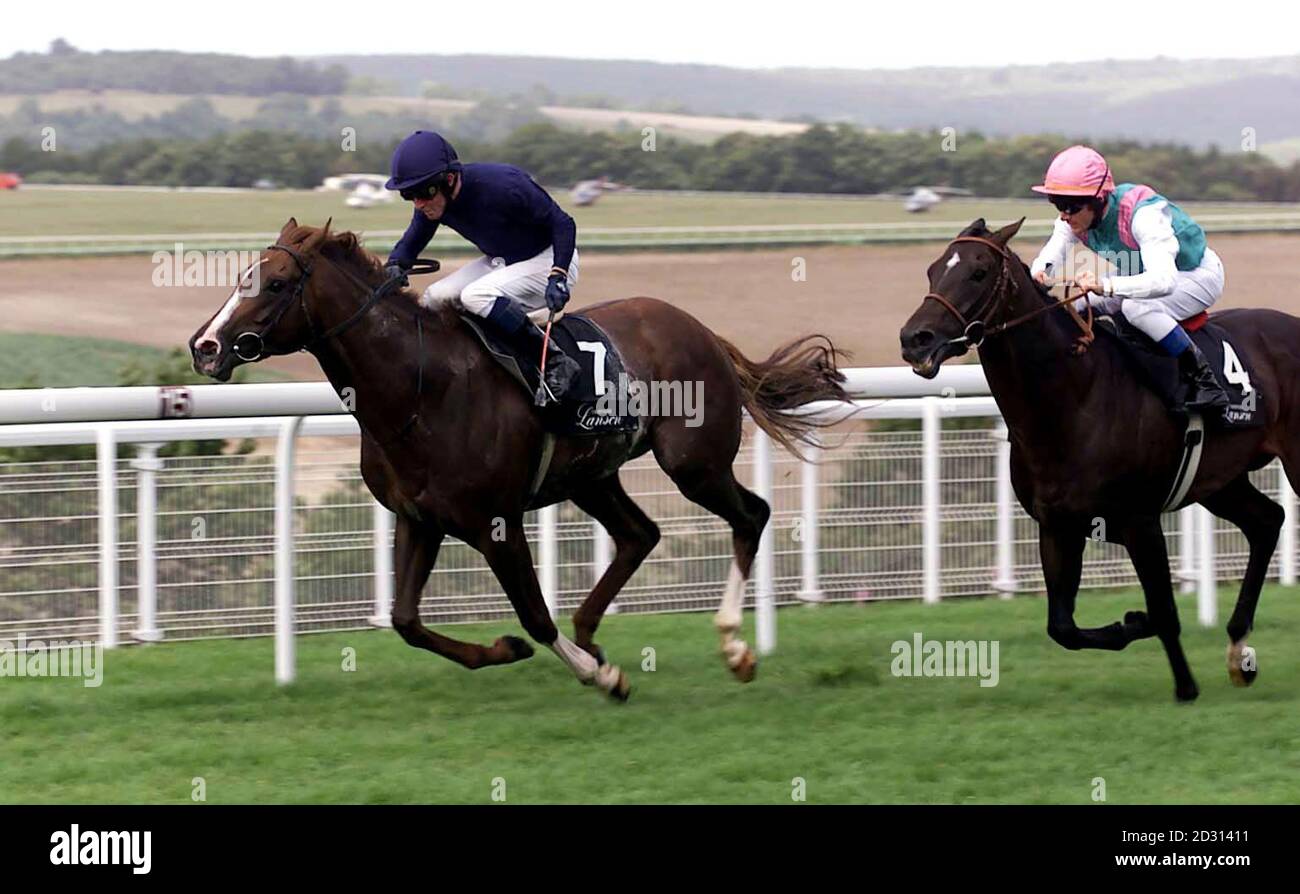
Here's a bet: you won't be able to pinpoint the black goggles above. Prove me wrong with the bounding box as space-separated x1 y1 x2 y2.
399 177 443 202
1049 195 1092 215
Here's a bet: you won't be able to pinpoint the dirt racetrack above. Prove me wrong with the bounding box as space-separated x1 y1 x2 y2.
2 233 1296 380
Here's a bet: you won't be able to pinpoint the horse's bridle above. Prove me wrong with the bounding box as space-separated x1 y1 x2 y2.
921 235 1095 355
230 243 441 442
231 243 434 362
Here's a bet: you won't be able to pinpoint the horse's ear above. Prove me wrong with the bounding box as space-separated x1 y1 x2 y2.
279 217 299 240
300 222 331 255
959 218 987 237
991 217 1025 246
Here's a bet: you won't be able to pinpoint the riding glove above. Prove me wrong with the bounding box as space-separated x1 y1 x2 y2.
545 272 570 313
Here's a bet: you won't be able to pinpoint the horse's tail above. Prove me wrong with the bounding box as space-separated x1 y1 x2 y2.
714 333 851 454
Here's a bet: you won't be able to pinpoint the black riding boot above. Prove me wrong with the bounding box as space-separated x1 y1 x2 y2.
1178 342 1230 412
485 298 581 400
520 324 581 400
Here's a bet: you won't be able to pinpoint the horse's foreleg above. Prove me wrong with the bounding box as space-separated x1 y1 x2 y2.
478 518 629 701
568 475 660 662
1041 523 1146 651
1200 476 1282 687
1123 519 1199 702
391 514 533 669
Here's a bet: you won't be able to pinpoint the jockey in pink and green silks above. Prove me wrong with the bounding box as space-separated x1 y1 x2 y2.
1029 144 1228 413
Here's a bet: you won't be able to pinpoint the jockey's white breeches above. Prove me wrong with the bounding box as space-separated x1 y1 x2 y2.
1075 247 1224 343
419 247 580 325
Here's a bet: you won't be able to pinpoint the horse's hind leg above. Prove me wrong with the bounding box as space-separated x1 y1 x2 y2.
1200 474 1284 687
1122 519 1199 702
663 464 768 682
390 514 534 669
568 474 660 661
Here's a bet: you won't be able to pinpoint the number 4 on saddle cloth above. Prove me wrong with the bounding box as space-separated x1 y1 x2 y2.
1098 311 1263 429
459 312 641 437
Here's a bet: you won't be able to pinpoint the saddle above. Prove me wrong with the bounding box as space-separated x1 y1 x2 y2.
1097 311 1263 429
459 312 640 437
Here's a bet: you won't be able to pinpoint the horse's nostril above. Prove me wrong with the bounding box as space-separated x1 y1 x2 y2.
196 338 220 357
903 329 935 350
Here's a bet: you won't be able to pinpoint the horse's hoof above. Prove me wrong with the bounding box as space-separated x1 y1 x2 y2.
731 649 758 683
1175 682 1200 703
721 639 758 683
595 664 630 702
1227 643 1258 687
496 635 534 662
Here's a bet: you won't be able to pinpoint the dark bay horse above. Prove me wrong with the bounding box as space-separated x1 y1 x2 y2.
190 219 848 701
901 218 1300 702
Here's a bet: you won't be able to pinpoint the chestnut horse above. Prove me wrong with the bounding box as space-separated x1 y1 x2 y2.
190 219 848 702
901 218 1300 702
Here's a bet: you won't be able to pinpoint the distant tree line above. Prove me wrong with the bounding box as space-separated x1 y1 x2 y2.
0 92 544 152
4 121 1300 201
0 40 348 95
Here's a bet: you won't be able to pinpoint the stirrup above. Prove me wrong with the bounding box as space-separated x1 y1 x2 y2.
536 378 559 405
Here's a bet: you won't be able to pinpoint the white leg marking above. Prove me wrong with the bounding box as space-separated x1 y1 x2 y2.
549 632 598 683
713 561 745 633
713 561 751 671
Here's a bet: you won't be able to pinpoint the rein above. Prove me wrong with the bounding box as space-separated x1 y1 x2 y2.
922 235 1095 355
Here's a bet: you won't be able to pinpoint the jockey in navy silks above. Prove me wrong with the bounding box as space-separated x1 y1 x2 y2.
384 130 582 398
1028 144 1229 412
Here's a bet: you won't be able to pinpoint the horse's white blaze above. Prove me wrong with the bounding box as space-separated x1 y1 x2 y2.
945 251 961 270
549 632 598 683
199 259 268 346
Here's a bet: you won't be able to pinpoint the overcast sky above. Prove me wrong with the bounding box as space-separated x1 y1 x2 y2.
5 0 1295 70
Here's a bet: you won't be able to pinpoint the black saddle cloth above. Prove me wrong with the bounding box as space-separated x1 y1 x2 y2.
1097 313 1264 428
459 312 640 437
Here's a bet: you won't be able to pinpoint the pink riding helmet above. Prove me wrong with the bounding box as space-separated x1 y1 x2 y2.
1031 145 1115 196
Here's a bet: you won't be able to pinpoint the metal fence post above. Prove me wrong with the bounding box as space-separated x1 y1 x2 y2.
96 426 119 649
753 428 776 654
797 435 824 604
539 505 558 618
992 423 1017 597
921 397 940 604
1196 504 1217 627
131 443 164 643
275 416 303 685
1178 507 1196 594
369 501 394 628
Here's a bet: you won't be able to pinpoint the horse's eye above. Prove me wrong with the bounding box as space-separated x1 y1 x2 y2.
972 269 987 282
266 279 286 294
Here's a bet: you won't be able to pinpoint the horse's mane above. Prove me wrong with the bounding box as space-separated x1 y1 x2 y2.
280 223 461 329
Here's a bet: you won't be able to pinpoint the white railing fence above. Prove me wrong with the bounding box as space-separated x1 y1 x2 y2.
6 212 1300 257
0 370 1295 683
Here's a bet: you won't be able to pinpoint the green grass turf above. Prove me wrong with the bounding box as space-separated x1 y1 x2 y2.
3 187 1294 239
3 586 1298 804
0 333 287 388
